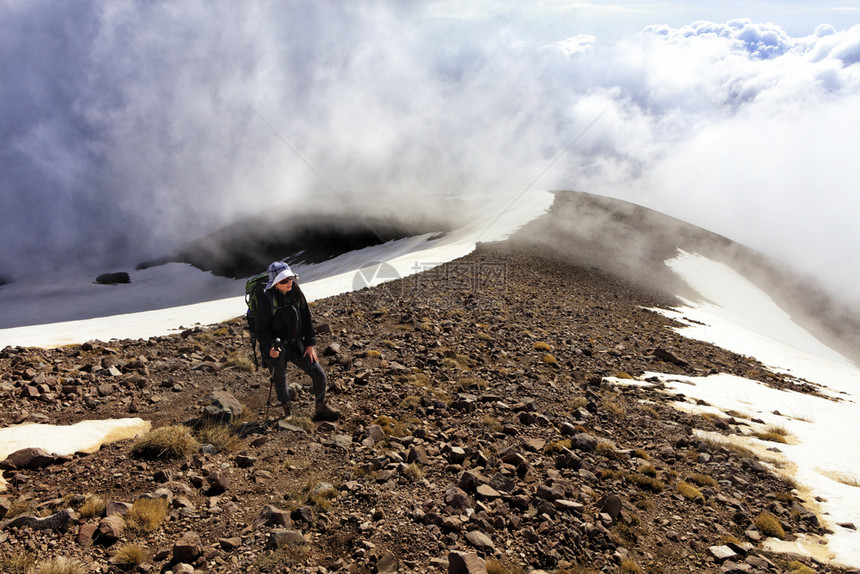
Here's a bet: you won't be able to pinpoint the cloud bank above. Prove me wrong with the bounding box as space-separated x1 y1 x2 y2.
1 1 858 306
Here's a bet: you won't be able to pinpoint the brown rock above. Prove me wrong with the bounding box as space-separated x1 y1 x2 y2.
205 471 230 495
1 447 56 470
598 493 623 522
375 550 398 573
4 508 76 532
77 522 97 546
96 514 125 544
105 501 132 516
219 536 242 550
465 530 494 551
172 531 203 564
448 551 487 574
475 484 502 500
256 504 293 529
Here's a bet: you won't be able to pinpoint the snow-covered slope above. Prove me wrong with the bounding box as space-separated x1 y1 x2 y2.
639 251 860 567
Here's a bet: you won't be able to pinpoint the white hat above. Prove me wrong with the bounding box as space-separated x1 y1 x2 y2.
265 261 298 291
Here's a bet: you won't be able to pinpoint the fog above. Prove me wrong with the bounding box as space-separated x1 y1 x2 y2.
1 1 858 306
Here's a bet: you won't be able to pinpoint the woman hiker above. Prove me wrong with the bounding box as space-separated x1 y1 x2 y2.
254 261 341 421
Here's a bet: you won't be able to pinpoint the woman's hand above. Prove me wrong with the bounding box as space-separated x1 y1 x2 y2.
303 345 318 363
269 345 280 359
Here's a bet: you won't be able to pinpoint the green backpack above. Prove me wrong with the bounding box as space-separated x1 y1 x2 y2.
244 272 277 370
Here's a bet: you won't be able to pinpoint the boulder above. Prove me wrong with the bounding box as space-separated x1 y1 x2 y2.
203 390 244 423
77 522 97 546
95 272 131 285
172 531 203 564
96 514 125 544
598 493 623 522
255 505 293 529
448 551 487 574
1 447 57 470
465 530 494 551
4 508 76 531
375 551 398 573
205 472 230 495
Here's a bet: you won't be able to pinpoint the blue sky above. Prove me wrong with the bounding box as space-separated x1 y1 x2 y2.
1 0 859 307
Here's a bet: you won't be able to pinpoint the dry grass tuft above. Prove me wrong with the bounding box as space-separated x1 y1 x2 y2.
639 464 657 478
402 463 424 482
633 449 650 460
619 559 644 573
77 494 106 519
125 497 169 535
533 341 552 351
132 425 198 460
225 352 255 372
6 497 36 520
753 431 788 444
193 422 245 453
788 561 816 574
754 511 786 539
0 550 35 573
284 415 314 433
307 483 338 510
255 543 310 572
687 473 718 488
676 481 705 503
25 557 87 574
602 400 626 417
485 560 526 574
630 473 665 493
482 415 503 432
109 544 148 569
542 353 559 366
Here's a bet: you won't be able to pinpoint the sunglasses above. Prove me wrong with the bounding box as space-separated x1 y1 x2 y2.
278 276 296 285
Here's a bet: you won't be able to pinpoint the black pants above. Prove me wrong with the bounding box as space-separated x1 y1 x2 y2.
266 344 327 406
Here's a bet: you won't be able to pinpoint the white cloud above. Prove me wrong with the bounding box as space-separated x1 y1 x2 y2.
0 2 858 310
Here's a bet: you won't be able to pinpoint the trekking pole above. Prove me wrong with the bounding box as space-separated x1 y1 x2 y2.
265 339 280 418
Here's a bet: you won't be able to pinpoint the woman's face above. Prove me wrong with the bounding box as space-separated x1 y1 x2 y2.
274 277 294 293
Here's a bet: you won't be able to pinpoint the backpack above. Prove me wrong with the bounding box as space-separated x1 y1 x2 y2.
244 272 277 370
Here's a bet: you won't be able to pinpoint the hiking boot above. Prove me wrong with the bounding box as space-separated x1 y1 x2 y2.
282 403 291 418
313 400 341 422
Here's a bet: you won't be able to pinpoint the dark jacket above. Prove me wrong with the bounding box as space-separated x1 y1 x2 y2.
253 283 316 356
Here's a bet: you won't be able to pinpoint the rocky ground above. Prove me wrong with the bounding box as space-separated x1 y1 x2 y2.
1 239 856 574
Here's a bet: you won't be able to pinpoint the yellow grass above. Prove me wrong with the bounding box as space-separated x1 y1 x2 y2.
125 497 169 534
